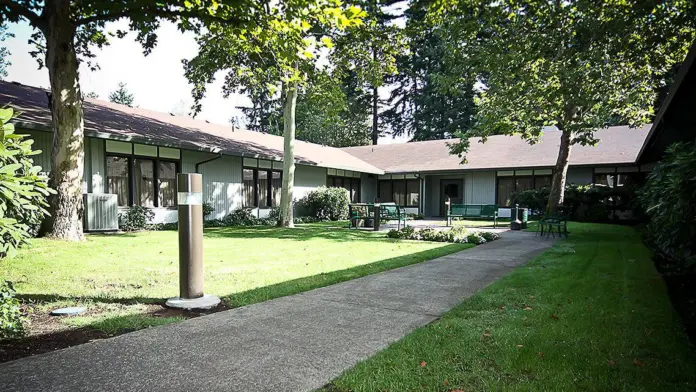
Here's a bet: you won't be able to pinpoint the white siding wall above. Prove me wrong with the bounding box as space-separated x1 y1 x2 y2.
20 129 52 174
294 164 327 200
567 167 593 184
182 150 243 220
88 137 106 193
468 171 496 204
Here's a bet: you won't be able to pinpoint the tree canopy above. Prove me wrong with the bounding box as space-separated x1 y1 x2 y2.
434 0 696 212
0 24 11 79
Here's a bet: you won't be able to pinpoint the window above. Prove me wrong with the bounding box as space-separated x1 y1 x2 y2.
159 162 177 207
272 171 282 206
497 177 515 206
594 173 615 187
406 179 419 206
243 167 282 208
496 169 554 206
134 158 155 207
378 178 420 207
106 155 178 208
328 175 361 203
378 180 393 203
393 180 405 206
107 156 130 206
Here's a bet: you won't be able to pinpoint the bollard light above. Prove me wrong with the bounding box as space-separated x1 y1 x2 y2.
166 173 220 310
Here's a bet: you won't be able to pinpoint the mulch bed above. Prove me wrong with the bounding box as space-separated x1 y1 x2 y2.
0 302 228 364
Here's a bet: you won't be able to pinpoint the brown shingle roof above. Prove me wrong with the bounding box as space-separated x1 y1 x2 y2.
0 81 383 174
343 126 651 174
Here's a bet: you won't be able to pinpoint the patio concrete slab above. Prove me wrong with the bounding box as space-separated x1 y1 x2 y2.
0 231 553 392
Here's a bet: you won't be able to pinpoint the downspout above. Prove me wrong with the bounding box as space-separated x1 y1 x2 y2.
195 152 223 173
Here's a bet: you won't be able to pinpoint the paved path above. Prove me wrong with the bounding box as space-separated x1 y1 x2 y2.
0 231 553 392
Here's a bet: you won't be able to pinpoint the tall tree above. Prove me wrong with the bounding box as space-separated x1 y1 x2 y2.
240 71 371 147
184 1 365 227
384 5 477 141
331 0 404 145
439 0 696 213
108 82 135 107
0 1 257 241
0 23 11 79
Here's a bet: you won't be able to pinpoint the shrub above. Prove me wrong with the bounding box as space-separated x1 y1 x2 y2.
639 142 696 274
0 281 25 340
0 108 54 258
297 186 349 221
293 216 320 224
387 225 498 245
480 231 499 242
202 202 215 219
119 205 155 232
222 208 258 226
467 233 487 245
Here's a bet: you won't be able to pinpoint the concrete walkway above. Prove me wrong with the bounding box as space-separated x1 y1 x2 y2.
0 231 553 392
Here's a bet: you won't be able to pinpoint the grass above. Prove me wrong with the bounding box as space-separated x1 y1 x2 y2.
1 222 470 336
327 223 696 391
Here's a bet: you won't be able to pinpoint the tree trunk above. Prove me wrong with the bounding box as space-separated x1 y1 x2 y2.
371 84 378 145
279 82 298 228
41 0 85 241
546 130 573 215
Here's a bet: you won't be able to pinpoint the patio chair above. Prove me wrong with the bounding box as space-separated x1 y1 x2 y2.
537 212 570 239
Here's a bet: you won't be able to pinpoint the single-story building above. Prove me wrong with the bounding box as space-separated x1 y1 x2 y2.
0 80 654 227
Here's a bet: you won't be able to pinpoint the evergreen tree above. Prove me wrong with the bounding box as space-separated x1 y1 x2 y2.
108 82 135 107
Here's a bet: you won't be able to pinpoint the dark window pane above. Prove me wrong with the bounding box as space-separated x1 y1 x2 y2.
243 169 255 207
327 176 335 187
406 179 419 206
258 170 269 207
497 177 515 206
534 175 552 189
379 181 392 203
393 180 405 206
350 179 361 203
516 176 534 192
595 174 615 187
133 159 155 207
272 171 282 207
158 161 177 207
107 156 129 206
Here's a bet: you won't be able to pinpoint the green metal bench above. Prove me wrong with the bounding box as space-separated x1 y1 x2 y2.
447 204 499 227
348 203 373 229
380 204 407 230
537 213 570 238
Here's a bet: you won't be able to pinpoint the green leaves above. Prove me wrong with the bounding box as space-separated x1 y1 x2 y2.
0 107 54 259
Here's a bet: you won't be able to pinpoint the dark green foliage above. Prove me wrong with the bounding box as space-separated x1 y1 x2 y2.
202 202 215 218
297 186 350 221
0 280 25 340
222 208 258 226
639 142 696 274
0 24 12 80
510 185 638 221
384 7 477 141
119 206 154 232
0 108 53 258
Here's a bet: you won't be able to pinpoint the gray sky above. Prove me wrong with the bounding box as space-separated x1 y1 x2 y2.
4 20 408 145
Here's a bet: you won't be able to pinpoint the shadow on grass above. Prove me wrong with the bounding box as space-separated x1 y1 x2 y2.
6 242 471 363
222 243 472 308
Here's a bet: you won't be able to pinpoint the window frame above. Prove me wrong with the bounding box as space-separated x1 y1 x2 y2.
243 166 283 208
327 175 362 203
377 178 420 207
106 152 180 208
495 169 554 207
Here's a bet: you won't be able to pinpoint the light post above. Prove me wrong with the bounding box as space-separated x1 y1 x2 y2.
166 173 220 310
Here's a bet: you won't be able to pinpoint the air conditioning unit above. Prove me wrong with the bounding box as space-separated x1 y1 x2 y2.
83 194 119 232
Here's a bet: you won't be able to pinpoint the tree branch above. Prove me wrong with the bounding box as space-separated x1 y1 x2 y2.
75 5 257 27
0 0 45 31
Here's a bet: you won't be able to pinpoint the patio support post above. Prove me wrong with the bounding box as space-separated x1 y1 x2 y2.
166 173 220 310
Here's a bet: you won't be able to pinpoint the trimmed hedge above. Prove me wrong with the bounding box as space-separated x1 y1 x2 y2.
296 186 350 221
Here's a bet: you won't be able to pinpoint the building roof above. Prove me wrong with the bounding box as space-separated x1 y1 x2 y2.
0 81 383 174
637 40 696 164
343 125 651 174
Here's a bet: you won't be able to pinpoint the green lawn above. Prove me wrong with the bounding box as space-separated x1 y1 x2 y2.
1 222 470 336
327 223 696 391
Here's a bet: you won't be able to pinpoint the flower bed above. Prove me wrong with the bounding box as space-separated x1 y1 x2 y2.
387 226 500 245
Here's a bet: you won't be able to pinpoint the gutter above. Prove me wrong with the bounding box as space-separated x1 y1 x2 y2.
195 153 223 173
